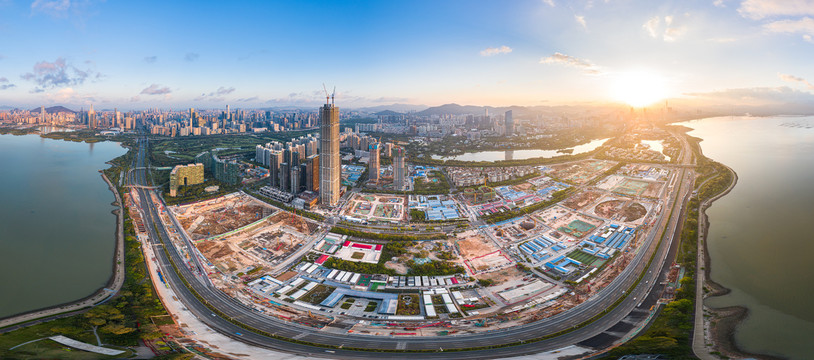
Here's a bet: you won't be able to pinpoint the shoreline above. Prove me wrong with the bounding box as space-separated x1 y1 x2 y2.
696 164 784 360
0 171 126 331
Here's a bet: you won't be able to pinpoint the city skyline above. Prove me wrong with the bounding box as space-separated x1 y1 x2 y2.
2 0 814 109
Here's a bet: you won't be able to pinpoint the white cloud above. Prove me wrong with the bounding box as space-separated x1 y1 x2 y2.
540 52 603 75
31 0 70 17
764 16 814 36
575 15 587 30
713 0 727 8
644 15 686 42
542 0 555 7
644 16 660 38
706 37 738 43
779 73 814 89
140 84 171 95
480 45 513 57
664 26 687 42
739 0 814 20
42 87 96 104
193 86 236 101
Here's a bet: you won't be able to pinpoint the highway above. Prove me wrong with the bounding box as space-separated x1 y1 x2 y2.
129 129 694 359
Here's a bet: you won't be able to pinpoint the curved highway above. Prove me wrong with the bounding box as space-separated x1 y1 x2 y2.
130 130 694 359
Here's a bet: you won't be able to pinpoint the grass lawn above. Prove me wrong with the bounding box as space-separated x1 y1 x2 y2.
302 284 335 305
566 250 602 266
340 298 356 310
396 294 420 316
0 318 133 360
364 301 377 312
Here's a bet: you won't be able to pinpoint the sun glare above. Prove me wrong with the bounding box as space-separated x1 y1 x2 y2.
612 70 667 107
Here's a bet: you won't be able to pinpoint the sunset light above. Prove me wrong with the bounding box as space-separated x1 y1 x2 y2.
612 70 667 107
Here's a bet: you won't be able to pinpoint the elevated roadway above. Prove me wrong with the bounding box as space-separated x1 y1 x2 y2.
130 129 694 359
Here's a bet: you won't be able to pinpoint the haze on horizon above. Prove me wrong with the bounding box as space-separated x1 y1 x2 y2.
2 0 814 111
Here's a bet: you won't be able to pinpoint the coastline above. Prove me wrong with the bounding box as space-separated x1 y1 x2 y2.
696 164 784 360
0 171 126 331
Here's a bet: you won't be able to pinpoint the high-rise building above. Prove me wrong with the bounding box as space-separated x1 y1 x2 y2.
187 108 197 127
88 104 97 129
280 162 290 192
504 110 514 136
306 154 319 192
369 142 380 183
394 146 406 191
319 98 340 206
290 165 301 194
269 150 282 188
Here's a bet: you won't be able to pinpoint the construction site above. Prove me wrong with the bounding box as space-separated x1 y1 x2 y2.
533 205 604 240
596 175 664 198
547 159 617 184
589 195 652 224
171 192 276 240
561 189 604 210
194 210 317 280
489 217 545 243
341 193 407 223
454 231 513 275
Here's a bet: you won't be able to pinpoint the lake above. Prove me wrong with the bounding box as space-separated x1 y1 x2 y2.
0 133 126 318
686 116 814 359
431 137 610 162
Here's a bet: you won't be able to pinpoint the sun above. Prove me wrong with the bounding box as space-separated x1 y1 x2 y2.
612 70 667 107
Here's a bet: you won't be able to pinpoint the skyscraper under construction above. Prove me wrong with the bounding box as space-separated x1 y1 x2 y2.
319 96 340 206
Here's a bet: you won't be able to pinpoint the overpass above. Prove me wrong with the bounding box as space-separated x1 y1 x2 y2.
129 129 694 359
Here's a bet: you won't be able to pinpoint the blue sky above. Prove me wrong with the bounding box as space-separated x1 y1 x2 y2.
1 0 814 109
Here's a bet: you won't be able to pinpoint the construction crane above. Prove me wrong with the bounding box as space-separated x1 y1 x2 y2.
322 84 337 105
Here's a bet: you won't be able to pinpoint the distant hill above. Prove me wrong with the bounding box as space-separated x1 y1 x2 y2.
373 110 404 116
416 103 511 116
354 103 428 113
29 106 77 114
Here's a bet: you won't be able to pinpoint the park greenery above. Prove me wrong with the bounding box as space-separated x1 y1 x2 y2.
481 188 574 223
412 170 451 193
0 212 171 359
321 240 462 276
607 142 735 359
330 226 446 241
147 130 315 168
455 172 538 192
164 180 238 206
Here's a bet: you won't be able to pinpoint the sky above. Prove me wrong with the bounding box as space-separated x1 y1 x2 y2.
1 0 814 110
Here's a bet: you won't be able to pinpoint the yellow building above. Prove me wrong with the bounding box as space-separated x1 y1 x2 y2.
169 163 204 197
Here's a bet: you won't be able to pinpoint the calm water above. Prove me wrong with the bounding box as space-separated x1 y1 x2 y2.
432 137 609 162
687 116 814 359
0 133 126 318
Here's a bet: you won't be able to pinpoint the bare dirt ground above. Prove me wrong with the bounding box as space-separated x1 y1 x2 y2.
621 202 647 221
384 261 409 275
477 267 524 286
562 190 603 210
549 160 616 185
594 200 624 218
642 181 664 197
514 182 533 191
173 194 275 240
267 211 317 234
457 233 498 259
